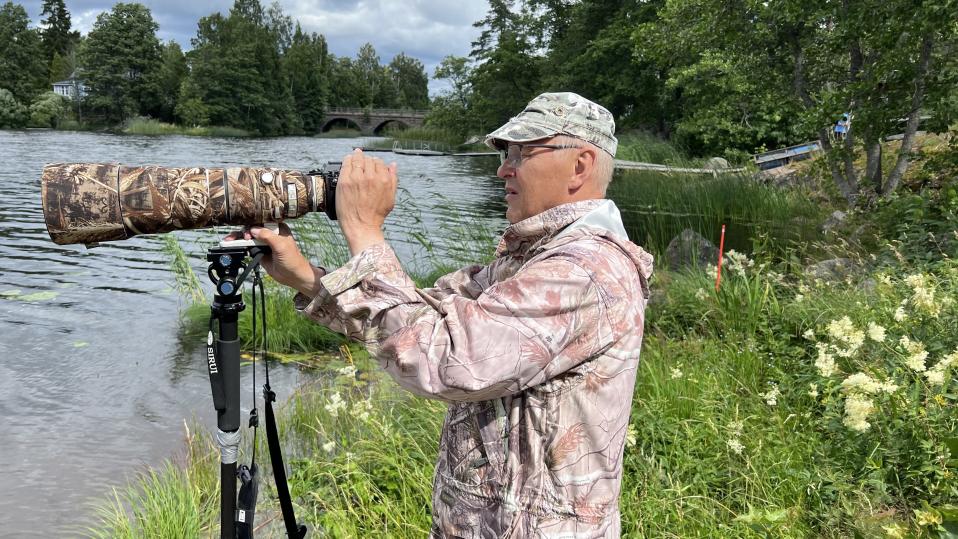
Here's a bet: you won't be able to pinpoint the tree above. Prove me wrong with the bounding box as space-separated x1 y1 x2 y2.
145 41 188 123
39 0 79 74
388 53 429 109
427 56 475 137
183 0 296 134
28 90 68 127
648 0 958 203
0 2 47 103
0 87 27 127
80 3 162 124
354 43 386 108
468 0 542 132
284 23 329 133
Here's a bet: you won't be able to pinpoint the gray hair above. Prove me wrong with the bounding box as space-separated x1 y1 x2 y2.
555 135 615 194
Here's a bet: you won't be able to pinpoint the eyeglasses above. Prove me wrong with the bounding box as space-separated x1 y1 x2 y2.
498 143 581 166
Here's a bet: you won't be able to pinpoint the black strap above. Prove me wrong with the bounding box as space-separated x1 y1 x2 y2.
235 463 259 539
264 385 307 538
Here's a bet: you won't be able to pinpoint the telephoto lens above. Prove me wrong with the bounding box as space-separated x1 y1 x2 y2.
40 162 340 246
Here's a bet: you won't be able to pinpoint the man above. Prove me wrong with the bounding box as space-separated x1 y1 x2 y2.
246 92 653 537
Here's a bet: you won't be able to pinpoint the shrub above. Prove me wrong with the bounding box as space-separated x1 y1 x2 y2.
0 88 27 128
28 91 69 128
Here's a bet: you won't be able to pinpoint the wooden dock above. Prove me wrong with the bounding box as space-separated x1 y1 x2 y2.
613 160 746 175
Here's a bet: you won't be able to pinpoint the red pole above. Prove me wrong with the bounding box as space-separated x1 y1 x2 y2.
715 224 726 291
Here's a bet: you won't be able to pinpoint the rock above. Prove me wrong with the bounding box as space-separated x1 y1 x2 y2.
704 157 730 170
665 229 719 271
820 210 847 234
806 257 860 282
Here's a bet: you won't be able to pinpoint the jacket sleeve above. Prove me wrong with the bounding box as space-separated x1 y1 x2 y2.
295 242 620 402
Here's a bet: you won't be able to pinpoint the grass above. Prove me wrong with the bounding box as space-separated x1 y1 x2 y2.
123 118 251 137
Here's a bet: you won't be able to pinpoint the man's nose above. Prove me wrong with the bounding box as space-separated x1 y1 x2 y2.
497 161 515 179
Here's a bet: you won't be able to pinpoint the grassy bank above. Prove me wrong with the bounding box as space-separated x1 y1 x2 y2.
88 138 958 537
123 118 251 137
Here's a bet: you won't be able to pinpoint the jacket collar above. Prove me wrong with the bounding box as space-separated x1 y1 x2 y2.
495 199 607 258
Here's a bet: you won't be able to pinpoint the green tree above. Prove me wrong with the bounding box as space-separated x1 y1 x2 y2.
468 0 542 132
354 43 386 108
28 90 68 127
0 2 47 103
426 55 475 137
0 87 27 127
80 3 162 124
39 0 79 75
284 23 329 133
648 0 958 203
143 41 188 123
327 56 362 108
388 53 429 109
183 0 297 134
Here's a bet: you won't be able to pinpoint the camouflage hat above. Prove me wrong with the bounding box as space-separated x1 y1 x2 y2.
485 92 617 157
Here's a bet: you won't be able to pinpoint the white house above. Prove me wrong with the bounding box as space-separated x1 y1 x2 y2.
52 76 88 100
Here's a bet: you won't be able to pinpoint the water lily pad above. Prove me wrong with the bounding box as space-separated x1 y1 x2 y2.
20 291 60 302
0 289 21 298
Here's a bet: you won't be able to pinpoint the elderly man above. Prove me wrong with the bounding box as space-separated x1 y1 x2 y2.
247 92 653 538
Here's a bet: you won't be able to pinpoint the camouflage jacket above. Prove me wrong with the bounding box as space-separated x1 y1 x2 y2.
296 199 653 538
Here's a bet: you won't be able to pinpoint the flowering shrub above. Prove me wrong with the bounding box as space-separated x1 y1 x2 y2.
800 268 958 530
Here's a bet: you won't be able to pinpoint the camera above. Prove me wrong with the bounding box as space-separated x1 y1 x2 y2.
40 161 341 246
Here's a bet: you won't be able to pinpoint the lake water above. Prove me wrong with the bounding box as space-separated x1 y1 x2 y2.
0 130 505 537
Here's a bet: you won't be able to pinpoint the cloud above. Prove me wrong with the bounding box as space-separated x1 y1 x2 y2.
21 0 488 92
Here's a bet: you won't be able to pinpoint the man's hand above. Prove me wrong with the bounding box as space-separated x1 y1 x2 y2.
337 149 398 255
224 223 325 297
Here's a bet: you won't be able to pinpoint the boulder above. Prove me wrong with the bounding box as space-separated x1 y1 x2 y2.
665 229 719 271
820 210 847 235
704 157 730 170
806 257 860 282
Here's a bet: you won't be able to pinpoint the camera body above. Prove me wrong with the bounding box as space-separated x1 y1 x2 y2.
41 161 340 246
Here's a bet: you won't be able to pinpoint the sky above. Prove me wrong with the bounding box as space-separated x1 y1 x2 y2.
19 0 491 94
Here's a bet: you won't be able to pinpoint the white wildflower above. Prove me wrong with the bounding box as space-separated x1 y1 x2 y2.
827 316 865 357
899 336 928 372
894 300 908 322
728 420 744 437
926 368 946 386
625 424 637 448
322 441 336 453
866 323 886 343
798 284 810 294
705 263 718 280
803 329 815 340
338 365 358 378
843 394 875 432
841 372 883 394
695 288 708 301
762 383 780 406
808 383 819 398
351 398 373 422
727 438 744 455
671 366 684 379
878 381 900 394
724 250 754 277
324 392 346 417
877 274 893 286
795 294 805 303
815 343 838 377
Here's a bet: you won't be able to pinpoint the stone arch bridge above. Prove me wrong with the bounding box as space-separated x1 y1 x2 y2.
320 107 428 135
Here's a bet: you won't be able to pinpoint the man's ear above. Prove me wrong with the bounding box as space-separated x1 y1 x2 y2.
569 147 597 193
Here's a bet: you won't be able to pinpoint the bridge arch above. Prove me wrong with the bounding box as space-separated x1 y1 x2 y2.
373 119 410 135
320 117 362 133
